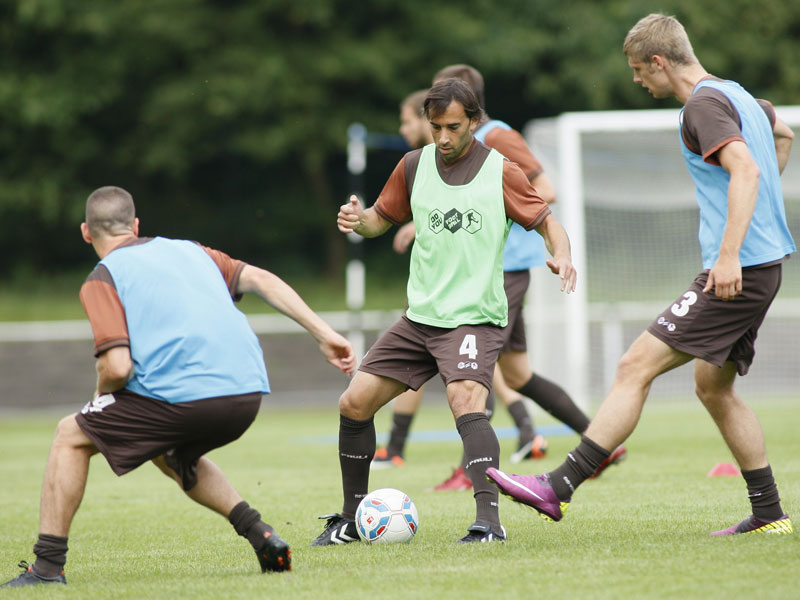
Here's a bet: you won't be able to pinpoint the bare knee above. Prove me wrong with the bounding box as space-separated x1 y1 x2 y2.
695 380 713 404
695 379 736 414
694 362 738 414
53 414 93 451
447 380 487 418
497 353 531 389
338 388 372 420
614 348 648 388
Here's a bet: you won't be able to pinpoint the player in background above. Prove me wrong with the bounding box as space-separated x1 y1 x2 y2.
312 79 576 545
1 187 356 587
373 65 626 491
488 13 795 537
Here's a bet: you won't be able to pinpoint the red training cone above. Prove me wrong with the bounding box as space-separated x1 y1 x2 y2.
707 462 740 477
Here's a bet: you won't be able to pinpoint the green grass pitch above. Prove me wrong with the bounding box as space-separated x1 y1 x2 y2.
1 398 798 599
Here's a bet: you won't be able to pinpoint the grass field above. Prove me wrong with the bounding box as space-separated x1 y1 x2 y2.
1 398 798 599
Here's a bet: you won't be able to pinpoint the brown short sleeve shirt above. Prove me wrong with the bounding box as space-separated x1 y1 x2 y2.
79 238 248 356
682 77 776 166
373 140 550 230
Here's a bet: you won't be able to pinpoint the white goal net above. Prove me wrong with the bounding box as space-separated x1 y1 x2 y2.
523 107 800 410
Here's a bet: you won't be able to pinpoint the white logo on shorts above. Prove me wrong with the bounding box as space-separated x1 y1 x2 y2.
457 361 479 370
81 394 116 414
657 316 676 333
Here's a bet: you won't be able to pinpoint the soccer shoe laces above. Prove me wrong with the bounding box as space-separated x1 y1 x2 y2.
318 513 345 530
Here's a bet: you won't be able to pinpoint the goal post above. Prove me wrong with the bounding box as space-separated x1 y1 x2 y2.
523 107 800 411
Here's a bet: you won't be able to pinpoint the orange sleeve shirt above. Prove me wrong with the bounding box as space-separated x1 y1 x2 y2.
483 127 544 181
79 238 248 356
373 144 549 230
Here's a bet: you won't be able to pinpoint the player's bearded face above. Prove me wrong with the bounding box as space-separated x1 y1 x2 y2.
429 100 478 163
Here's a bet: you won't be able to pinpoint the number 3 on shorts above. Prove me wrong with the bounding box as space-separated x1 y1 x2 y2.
459 334 478 360
671 290 697 317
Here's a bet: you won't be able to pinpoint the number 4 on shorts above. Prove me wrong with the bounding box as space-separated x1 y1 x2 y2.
459 334 478 360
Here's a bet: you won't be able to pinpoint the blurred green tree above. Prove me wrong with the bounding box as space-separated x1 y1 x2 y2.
1 0 798 281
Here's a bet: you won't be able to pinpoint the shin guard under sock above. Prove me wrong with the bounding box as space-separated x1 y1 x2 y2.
742 465 784 521
516 374 590 433
339 414 375 518
456 412 500 529
386 413 414 458
506 399 534 445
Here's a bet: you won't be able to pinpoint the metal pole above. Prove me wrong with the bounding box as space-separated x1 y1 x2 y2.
346 123 367 362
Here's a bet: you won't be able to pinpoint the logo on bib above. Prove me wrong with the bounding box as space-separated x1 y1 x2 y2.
429 209 482 234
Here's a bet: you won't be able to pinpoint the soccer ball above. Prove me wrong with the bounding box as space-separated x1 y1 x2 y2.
355 488 419 544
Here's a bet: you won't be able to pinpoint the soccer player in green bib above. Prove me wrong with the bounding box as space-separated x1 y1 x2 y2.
312 78 576 545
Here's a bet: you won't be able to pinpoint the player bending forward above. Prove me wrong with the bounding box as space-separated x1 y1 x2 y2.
1 186 356 587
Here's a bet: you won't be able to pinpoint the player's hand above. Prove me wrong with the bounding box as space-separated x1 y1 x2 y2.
703 257 742 300
546 257 577 294
319 332 357 377
337 195 364 234
392 222 416 254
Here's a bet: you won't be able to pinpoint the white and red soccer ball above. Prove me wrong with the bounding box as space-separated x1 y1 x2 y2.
355 488 419 543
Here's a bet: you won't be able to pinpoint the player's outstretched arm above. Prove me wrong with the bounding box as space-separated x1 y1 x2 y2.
535 214 577 294
337 195 392 238
237 265 356 376
773 116 794 175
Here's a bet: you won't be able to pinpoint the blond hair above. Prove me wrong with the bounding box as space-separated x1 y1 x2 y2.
623 14 698 66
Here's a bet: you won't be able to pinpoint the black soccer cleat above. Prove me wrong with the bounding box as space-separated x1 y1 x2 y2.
0 561 66 588
310 513 359 546
255 531 291 572
456 522 507 543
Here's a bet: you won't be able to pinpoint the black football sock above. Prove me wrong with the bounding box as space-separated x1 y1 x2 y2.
742 465 784 521
506 399 535 446
339 414 375 519
548 436 610 500
485 390 496 421
456 391 496 470
515 374 590 433
229 501 275 549
386 413 414 458
456 412 501 530
32 533 68 578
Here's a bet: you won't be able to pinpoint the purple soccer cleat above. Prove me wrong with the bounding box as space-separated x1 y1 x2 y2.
486 468 569 522
710 514 792 536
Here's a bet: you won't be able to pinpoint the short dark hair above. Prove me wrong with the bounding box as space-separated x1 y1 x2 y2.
433 64 485 108
423 78 483 121
85 186 136 237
